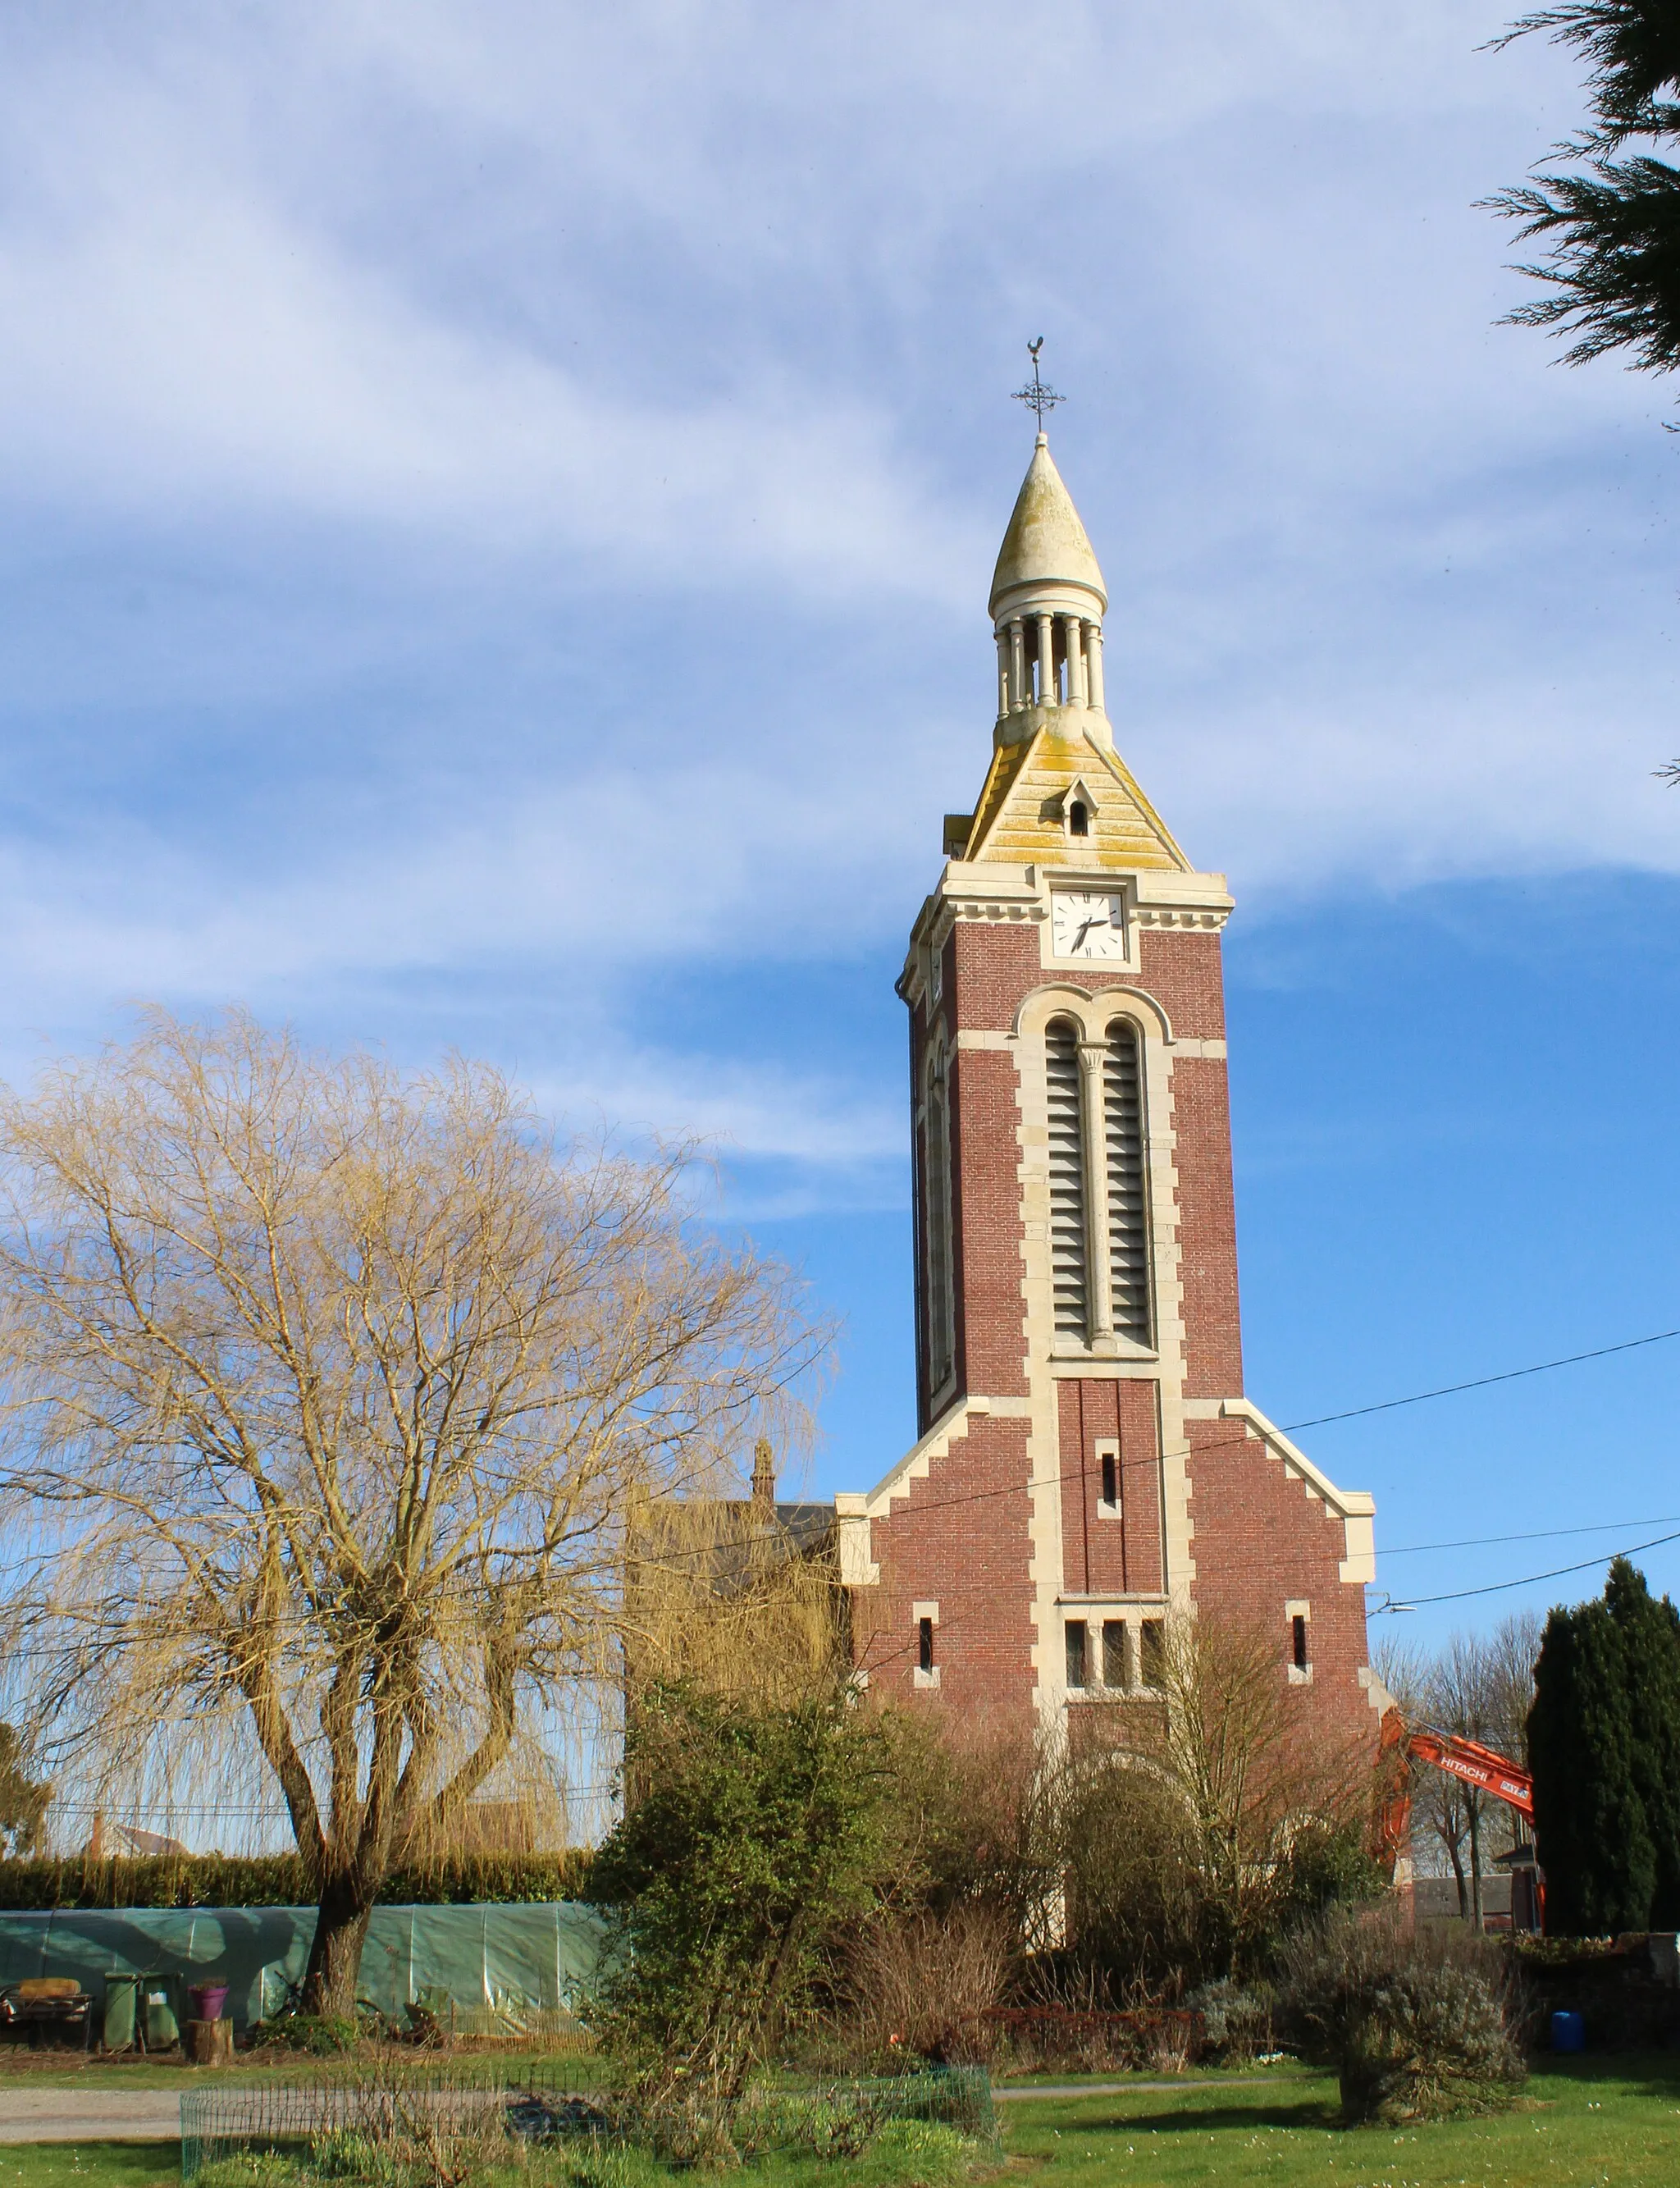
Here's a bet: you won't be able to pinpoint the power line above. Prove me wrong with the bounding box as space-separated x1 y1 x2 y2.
1373 1525 1680 1613
1380 1514 1680 1560
1281 1326 1680 1432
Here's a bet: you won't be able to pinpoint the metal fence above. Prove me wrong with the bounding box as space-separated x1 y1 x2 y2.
180 2062 993 2181
181 2065 588 2181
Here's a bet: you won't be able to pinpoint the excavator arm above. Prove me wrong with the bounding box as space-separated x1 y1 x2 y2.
1375 1708 1536 1875
1404 1727 1534 1822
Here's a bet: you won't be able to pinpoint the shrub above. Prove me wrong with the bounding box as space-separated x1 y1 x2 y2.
250 2012 359 2054
844 1905 1012 2064
591 1681 900 2139
1183 1976 1276 2063
1279 1906 1526 2125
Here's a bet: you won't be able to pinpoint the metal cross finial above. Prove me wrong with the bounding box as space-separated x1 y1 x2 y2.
1011 336 1064 428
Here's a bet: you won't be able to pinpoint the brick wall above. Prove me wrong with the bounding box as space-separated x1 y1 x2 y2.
1170 1054 1244 1399
1136 930 1226 1042
857 1412 1037 1717
950 1044 1030 1401
1057 1378 1165 1596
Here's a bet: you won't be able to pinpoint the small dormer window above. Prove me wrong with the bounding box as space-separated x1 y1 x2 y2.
1057 779 1099 839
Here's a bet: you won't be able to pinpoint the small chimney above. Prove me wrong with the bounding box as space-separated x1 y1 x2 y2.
751 1438 776 1514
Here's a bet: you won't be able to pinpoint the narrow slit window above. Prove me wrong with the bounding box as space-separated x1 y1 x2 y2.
1045 1019 1088 1340
1100 1451 1118 1510
918 1617 934 1675
1292 1615 1308 1672
1104 1020 1150 1344
1065 1619 1089 1691
1101 1619 1129 1689
1068 799 1089 838
1139 1619 1166 1688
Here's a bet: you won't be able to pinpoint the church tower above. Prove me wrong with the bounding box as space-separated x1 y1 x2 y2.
836 432 1382 1738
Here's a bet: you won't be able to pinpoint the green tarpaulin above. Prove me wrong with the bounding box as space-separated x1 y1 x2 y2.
0 1903 607 2034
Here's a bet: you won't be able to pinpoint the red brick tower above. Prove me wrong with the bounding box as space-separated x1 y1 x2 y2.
836 432 1381 1741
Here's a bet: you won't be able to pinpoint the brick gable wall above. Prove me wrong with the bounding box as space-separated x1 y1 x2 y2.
1185 1414 1375 1743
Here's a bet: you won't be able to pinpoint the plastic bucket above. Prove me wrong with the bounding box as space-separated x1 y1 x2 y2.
1551 2009 1586 2053
103 1972 139 2053
187 1983 228 2023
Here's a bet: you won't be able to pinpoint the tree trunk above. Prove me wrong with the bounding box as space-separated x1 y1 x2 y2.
1446 1832 1467 1917
301 1873 376 2018
1468 1796 1484 1932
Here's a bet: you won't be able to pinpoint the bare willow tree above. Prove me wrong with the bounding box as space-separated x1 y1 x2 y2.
1144 1614 1372 1973
0 1009 824 2014
624 1487 847 1709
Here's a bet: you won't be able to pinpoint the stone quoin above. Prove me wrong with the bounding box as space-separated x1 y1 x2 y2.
832 431 1381 1742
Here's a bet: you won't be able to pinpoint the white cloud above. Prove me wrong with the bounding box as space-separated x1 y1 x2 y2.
2 0 1679 1195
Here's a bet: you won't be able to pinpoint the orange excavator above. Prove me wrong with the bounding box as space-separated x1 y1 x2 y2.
1376 1709 1542 1930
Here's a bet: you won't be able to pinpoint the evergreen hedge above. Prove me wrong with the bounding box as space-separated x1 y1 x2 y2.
0 1849 594 1911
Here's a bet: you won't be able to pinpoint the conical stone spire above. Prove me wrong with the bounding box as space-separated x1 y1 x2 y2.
988 433 1107 624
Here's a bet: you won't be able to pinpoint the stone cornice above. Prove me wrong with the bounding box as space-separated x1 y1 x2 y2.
900 861 1235 1005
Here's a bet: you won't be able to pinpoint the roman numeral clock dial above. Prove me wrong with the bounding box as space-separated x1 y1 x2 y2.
1051 889 1125 960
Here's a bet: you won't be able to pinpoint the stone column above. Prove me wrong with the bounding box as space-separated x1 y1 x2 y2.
1078 1039 1113 1342
1037 612 1057 706
1085 622 1105 715
1009 619 1026 710
1065 615 1085 708
996 630 1010 718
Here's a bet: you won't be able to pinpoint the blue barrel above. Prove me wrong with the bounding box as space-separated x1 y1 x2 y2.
1551 2010 1585 2053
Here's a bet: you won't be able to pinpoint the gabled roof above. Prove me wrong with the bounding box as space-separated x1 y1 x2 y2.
962 724 1190 871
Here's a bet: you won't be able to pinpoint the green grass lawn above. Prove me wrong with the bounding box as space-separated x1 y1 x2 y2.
0 2146 176 2188
1000 2054 1680 2186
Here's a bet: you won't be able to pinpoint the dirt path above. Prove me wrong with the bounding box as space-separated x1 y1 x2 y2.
0 2089 182 2143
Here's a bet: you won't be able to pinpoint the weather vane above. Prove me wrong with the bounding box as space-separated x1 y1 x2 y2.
1011 337 1064 428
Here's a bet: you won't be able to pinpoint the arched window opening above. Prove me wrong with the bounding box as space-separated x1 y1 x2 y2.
1045 1018 1088 1338
1104 1019 1150 1343
924 1071 954 1391
1067 799 1089 838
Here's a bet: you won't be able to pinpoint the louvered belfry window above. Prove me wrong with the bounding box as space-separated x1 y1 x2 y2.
1045 1018 1089 1337
1104 1019 1151 1342
924 1071 954 1391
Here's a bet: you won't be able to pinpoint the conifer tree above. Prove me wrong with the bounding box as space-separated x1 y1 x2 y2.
1527 1559 1669 1932
1604 1557 1680 1922
1490 3 1680 376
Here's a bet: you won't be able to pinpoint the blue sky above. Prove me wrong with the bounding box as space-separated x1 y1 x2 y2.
7 1 1680 1651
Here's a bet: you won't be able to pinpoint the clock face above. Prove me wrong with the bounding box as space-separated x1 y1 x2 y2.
1052 890 1126 960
